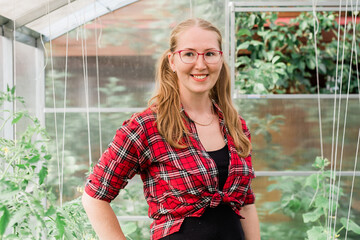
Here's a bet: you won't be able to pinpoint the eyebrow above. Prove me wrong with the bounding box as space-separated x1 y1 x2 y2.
183 48 219 51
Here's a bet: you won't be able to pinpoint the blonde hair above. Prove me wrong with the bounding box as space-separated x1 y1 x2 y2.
149 18 251 158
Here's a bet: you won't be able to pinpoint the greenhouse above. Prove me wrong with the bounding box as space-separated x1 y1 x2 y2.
0 0 359 239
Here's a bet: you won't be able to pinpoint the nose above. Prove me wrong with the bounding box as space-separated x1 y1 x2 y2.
194 53 207 69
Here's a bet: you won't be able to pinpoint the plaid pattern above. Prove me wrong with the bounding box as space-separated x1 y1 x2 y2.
85 101 255 240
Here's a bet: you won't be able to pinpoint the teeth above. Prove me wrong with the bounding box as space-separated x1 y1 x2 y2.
193 75 207 79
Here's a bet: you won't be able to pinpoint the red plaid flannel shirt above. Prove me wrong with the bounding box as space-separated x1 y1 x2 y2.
85 101 255 240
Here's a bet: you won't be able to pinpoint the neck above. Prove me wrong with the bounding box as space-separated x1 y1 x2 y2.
180 94 213 115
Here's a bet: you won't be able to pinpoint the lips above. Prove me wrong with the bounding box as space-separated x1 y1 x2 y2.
191 74 209 82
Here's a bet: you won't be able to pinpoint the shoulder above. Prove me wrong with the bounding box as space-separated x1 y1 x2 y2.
120 106 157 133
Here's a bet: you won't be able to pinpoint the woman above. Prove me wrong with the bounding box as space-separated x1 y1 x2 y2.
82 18 260 240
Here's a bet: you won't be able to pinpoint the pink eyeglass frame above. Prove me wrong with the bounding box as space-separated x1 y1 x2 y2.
172 49 223 64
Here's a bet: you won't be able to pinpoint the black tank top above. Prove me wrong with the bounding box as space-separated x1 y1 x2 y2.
207 144 229 191
160 145 245 240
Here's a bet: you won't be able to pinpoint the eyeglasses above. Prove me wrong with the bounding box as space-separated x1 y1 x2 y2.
173 49 223 64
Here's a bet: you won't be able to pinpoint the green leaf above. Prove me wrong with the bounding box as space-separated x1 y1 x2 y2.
288 198 302 212
238 41 250 50
27 154 40 163
38 166 48 185
323 170 335 179
236 56 251 67
305 174 318 189
44 154 52 160
306 226 327 240
11 112 23 124
0 190 21 200
318 63 327 74
250 40 263 47
45 206 56 217
237 28 252 37
249 14 256 27
275 68 286 75
266 51 275 61
8 206 29 229
55 213 66 239
10 86 16 95
15 164 27 169
312 156 329 169
272 55 280 64
314 195 328 210
306 57 316 70
0 206 11 236
340 217 360 234
303 208 323 223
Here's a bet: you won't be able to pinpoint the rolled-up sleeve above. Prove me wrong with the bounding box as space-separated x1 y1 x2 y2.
85 119 142 202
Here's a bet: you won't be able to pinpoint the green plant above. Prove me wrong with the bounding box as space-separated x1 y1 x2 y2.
0 86 98 239
235 11 360 94
0 86 61 239
263 156 360 240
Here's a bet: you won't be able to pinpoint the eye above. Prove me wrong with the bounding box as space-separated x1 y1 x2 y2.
183 51 195 57
205 51 216 57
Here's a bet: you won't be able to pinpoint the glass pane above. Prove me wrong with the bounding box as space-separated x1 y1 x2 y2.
0 36 4 139
0 0 49 20
0 36 3 93
235 97 360 171
46 55 155 108
15 41 39 137
254 176 360 240
44 0 227 109
234 11 359 95
45 112 134 201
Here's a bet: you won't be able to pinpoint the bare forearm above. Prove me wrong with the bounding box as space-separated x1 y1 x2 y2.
240 204 260 240
82 192 126 240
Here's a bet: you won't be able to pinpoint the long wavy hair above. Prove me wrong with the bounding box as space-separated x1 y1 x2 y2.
148 18 251 158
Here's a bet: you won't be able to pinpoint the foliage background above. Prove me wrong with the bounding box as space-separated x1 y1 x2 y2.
235 11 360 94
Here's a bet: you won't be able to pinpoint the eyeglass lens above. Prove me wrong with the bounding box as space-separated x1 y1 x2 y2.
180 50 221 64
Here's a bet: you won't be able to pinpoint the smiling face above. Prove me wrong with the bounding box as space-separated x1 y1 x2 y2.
168 26 223 100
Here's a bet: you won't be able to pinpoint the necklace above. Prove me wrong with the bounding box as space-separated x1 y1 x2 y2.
190 108 215 126
192 115 214 126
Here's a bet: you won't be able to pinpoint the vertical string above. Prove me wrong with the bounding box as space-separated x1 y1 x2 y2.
60 0 71 208
328 3 343 230
47 0 62 207
332 0 357 235
344 128 360 240
354 2 360 103
80 17 92 167
328 1 349 237
311 0 324 158
344 1 359 238
94 2 103 155
13 0 17 140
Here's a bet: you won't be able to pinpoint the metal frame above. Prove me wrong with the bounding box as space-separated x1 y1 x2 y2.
0 0 139 44
0 25 45 146
0 36 14 140
256 171 360 177
224 1 360 179
225 1 360 98
0 16 41 47
43 94 359 114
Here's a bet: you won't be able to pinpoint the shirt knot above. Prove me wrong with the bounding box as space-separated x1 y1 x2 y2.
209 192 229 208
